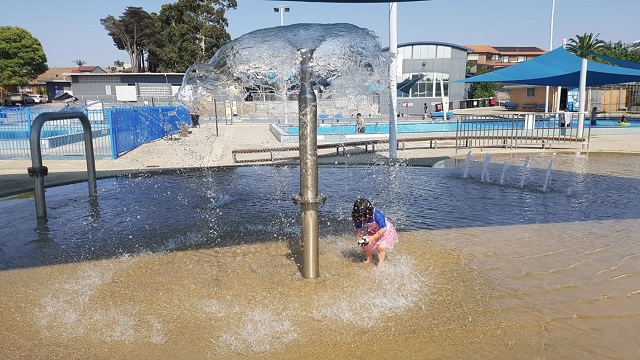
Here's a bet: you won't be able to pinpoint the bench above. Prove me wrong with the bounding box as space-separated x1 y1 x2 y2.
536 104 547 112
430 111 454 119
232 140 384 163
504 102 517 110
522 103 537 111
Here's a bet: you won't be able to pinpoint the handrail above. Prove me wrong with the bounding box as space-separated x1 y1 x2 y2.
29 111 97 219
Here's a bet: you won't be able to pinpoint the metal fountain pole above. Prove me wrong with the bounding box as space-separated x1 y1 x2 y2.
388 2 398 159
293 48 325 279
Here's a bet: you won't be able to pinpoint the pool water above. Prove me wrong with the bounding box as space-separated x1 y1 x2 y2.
283 117 638 135
0 127 73 139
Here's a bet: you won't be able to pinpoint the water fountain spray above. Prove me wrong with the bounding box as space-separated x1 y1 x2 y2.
176 23 387 278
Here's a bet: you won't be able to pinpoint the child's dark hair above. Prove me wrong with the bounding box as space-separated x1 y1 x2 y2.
352 198 374 225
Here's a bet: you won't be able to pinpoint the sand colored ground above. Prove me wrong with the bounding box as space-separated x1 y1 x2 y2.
1 220 639 359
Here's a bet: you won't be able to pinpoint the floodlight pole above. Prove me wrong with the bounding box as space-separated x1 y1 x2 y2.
545 0 555 113
388 2 398 159
274 5 290 26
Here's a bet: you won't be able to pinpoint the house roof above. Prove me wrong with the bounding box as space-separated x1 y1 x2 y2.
493 46 546 55
465 45 499 54
31 67 76 84
71 66 111 73
459 47 640 87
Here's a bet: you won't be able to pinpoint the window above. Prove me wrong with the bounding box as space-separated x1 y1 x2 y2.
139 85 171 97
78 75 121 83
400 46 412 59
425 45 436 59
412 45 427 59
526 88 536 97
502 56 509 63
517 56 527 62
441 46 451 58
492 54 499 61
397 69 450 98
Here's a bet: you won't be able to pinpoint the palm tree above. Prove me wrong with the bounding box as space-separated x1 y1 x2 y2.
566 33 606 59
73 59 86 67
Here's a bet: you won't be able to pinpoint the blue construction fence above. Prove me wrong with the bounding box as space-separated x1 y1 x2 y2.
0 105 190 159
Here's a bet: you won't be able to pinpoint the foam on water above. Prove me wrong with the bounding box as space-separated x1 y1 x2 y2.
312 255 428 327
218 310 298 354
34 257 167 344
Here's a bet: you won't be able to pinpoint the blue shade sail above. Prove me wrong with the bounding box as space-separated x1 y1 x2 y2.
459 47 640 87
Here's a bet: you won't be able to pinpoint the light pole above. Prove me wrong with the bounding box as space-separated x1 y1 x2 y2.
545 0 556 112
274 5 290 26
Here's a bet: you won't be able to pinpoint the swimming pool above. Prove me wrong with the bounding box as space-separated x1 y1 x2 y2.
0 128 74 139
282 117 638 136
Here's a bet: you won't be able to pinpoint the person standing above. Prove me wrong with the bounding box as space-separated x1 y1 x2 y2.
590 107 598 126
356 113 366 133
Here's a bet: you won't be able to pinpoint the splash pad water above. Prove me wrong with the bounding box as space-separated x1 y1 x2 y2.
2 153 640 358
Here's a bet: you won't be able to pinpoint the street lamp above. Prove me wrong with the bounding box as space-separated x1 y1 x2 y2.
274 5 290 26
545 0 556 112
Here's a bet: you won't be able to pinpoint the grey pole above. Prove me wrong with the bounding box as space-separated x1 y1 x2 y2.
29 112 97 219
295 48 322 279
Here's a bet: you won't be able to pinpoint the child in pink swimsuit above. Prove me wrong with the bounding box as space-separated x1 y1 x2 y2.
351 198 398 265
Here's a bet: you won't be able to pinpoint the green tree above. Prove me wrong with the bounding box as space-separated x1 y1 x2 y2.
469 66 496 99
598 41 640 64
73 59 86 66
150 0 237 73
101 6 156 72
0 26 48 89
566 32 605 59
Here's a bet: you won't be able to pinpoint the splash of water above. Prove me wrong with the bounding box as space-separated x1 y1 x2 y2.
176 23 389 114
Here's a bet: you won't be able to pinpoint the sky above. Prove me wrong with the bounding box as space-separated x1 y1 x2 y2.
4 0 639 68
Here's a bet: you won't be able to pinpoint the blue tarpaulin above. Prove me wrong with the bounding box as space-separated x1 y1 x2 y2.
459 47 640 87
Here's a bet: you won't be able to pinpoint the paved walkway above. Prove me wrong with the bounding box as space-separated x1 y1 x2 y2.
2 117 640 198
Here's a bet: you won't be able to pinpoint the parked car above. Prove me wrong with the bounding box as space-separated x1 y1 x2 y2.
5 93 35 106
29 94 47 103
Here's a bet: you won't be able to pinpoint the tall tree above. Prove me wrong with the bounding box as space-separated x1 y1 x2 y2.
150 0 237 73
566 33 606 59
73 59 86 66
101 7 155 72
0 26 48 89
469 66 496 99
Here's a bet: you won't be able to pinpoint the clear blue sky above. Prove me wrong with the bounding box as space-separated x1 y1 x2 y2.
4 0 639 67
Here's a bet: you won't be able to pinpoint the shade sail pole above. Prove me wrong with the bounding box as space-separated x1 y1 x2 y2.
388 2 398 159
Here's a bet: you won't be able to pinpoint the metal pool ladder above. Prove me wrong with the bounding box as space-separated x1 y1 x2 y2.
28 112 97 219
